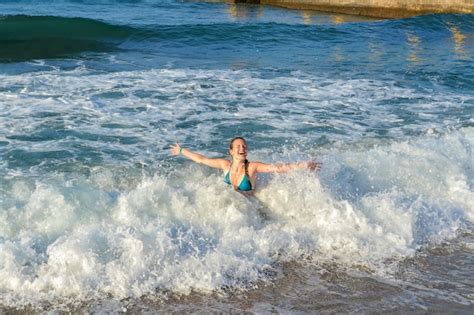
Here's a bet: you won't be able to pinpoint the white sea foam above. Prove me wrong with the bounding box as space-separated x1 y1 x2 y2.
0 67 472 307
0 126 472 307
0 67 471 175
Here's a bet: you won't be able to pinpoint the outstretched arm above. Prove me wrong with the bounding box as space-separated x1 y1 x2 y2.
170 143 228 170
254 161 321 173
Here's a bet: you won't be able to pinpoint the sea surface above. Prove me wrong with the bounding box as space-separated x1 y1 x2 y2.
0 0 473 313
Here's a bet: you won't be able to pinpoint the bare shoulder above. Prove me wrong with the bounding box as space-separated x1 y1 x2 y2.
222 159 231 169
200 157 230 170
248 161 264 171
213 158 231 170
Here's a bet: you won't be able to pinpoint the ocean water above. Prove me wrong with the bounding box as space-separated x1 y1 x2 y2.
0 0 473 313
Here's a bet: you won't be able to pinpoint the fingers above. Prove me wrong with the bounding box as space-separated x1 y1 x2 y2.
307 161 322 171
169 143 181 156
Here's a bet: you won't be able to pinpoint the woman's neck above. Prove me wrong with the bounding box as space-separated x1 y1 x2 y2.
231 159 246 171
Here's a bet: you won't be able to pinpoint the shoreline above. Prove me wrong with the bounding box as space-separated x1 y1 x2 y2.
229 0 474 18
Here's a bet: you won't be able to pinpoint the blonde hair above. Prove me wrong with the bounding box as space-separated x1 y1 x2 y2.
229 136 247 150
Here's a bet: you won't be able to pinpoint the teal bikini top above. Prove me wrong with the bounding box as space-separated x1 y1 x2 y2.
224 161 252 191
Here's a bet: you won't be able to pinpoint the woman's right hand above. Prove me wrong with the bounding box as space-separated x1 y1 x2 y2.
170 143 182 156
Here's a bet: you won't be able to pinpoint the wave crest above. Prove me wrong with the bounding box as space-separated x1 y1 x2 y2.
0 15 137 61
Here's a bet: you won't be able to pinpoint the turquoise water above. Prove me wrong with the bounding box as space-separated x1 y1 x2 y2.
0 0 473 312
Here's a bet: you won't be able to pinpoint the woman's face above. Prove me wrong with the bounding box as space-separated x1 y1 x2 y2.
230 138 247 161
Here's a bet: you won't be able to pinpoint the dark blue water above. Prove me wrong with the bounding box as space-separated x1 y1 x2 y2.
0 0 473 313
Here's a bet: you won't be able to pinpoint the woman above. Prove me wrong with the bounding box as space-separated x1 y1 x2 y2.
170 137 320 194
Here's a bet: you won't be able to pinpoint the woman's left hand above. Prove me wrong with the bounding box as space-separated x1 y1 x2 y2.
307 161 322 171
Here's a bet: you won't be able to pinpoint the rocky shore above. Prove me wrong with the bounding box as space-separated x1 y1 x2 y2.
230 0 474 18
